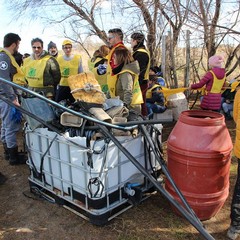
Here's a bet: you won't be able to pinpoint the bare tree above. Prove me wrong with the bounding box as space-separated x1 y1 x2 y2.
131 0 158 65
8 0 168 65
156 0 190 86
62 0 108 43
187 0 240 76
6 0 240 86
158 0 190 48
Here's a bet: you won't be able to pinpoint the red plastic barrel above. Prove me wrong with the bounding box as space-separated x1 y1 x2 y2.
165 110 233 220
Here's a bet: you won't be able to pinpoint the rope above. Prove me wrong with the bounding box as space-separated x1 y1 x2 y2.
71 83 103 94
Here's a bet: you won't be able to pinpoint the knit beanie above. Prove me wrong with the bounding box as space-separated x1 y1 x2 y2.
208 55 224 68
48 41 57 51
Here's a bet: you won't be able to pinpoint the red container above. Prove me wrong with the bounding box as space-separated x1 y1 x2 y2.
165 110 233 220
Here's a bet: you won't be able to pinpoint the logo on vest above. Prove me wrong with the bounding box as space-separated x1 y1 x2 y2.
0 61 8 70
28 68 36 77
62 68 70 76
101 84 108 93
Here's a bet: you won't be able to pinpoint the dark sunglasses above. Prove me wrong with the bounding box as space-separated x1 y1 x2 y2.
32 46 42 49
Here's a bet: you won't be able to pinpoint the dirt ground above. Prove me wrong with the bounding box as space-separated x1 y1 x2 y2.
0 116 237 240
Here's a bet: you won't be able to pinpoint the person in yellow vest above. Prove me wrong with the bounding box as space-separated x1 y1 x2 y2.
88 45 109 71
106 28 126 97
131 32 150 118
55 39 83 103
0 33 26 167
111 47 143 115
22 37 61 99
149 66 166 87
146 75 167 119
227 83 240 240
189 55 226 111
88 45 110 93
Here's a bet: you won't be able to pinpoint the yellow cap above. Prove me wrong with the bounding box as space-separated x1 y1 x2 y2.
231 81 240 92
62 40 72 46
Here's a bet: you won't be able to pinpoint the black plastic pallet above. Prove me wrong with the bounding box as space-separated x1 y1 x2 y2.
28 178 155 226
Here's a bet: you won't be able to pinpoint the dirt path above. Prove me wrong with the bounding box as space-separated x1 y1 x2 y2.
0 120 236 240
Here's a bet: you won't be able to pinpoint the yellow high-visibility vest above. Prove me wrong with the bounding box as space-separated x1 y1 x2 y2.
22 55 50 88
106 43 125 97
57 55 82 86
0 48 26 86
134 48 150 80
109 69 143 105
209 70 226 93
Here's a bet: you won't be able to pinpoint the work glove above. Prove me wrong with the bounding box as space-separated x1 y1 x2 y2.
10 107 22 123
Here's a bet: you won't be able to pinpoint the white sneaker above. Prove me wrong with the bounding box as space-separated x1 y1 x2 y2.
227 226 240 240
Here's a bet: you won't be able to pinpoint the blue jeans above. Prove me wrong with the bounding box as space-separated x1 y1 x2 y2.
222 102 233 114
146 102 166 119
0 100 20 148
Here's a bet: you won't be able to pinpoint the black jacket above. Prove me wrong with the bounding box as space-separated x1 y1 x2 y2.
132 46 149 85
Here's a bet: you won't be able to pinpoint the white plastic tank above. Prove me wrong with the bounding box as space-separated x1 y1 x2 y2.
167 92 189 121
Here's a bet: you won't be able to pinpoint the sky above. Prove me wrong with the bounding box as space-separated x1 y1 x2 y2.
0 3 65 54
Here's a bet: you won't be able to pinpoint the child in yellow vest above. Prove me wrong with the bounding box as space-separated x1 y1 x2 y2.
189 55 226 111
146 75 166 119
88 45 110 93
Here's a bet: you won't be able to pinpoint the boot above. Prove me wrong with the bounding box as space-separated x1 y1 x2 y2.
8 146 26 165
2 143 10 161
